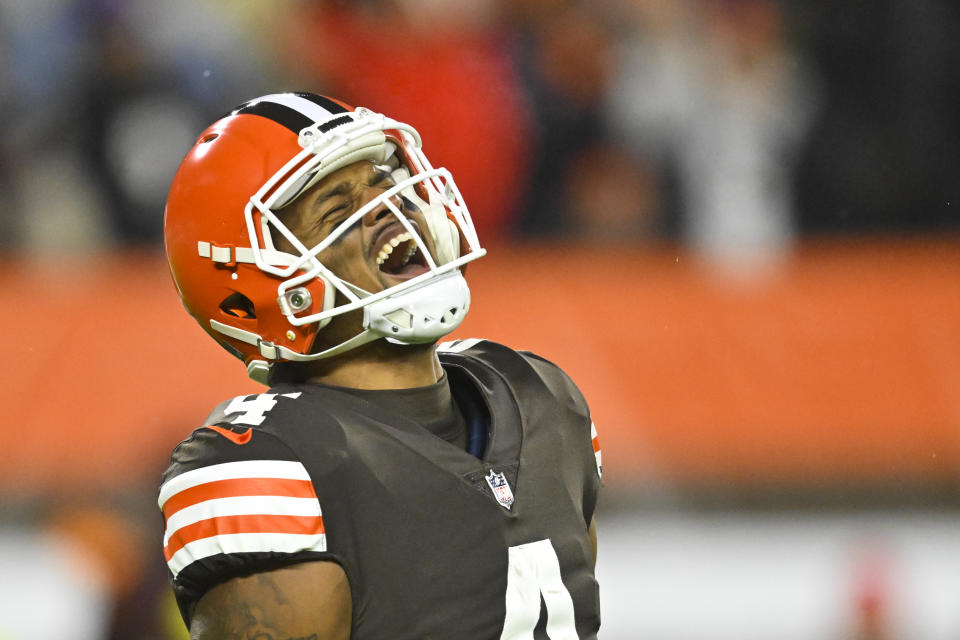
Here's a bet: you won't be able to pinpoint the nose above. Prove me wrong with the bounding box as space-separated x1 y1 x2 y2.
361 190 404 227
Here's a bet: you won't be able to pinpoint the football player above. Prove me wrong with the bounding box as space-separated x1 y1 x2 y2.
160 92 603 639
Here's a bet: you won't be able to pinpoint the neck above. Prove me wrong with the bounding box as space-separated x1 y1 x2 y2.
301 340 443 390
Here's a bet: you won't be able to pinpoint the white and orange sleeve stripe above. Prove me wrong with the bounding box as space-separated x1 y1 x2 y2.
590 422 602 479
158 460 326 578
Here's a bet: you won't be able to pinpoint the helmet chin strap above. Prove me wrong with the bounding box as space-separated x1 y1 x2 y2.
215 271 471 384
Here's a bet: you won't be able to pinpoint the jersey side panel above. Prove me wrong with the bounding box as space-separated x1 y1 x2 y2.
519 349 603 518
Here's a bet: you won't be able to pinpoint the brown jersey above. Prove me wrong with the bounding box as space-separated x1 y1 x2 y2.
159 339 603 639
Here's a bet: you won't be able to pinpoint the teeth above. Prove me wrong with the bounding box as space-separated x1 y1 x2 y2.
375 232 414 266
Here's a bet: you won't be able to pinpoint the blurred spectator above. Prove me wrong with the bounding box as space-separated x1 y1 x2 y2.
562 143 664 242
0 0 957 254
0 12 14 250
793 0 960 233
607 0 818 270
0 502 148 640
504 0 628 240
0 497 186 639
0 0 276 253
280 0 531 243
77 10 205 246
0 525 110 639
844 543 898 640
0 0 103 252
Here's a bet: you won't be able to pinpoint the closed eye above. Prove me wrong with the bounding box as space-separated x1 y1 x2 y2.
318 204 351 228
312 167 397 233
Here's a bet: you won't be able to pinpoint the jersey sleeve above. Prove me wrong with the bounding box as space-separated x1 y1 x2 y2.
158 423 331 626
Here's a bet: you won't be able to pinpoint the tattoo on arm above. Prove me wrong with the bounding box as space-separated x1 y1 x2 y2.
191 565 350 640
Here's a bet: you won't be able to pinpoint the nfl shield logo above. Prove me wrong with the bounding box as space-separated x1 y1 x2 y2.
485 469 514 510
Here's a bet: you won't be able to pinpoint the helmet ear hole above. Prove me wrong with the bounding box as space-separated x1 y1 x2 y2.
219 292 257 319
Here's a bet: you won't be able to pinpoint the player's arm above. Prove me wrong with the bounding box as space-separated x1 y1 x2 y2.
189 560 351 640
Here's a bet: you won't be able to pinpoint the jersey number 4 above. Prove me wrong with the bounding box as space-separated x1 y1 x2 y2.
501 539 578 640
223 392 302 426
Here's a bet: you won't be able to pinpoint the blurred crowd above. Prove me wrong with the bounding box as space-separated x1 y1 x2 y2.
1 0 958 262
1 0 959 638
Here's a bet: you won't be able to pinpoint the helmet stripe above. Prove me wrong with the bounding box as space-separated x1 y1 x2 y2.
228 93 349 134
229 100 313 134
291 92 349 115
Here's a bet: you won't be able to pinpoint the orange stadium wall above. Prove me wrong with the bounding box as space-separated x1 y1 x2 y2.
1 238 958 496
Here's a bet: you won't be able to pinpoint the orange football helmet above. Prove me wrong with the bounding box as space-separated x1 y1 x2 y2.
164 92 484 384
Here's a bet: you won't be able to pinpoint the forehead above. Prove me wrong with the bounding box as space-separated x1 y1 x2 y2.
312 159 381 190
282 160 382 219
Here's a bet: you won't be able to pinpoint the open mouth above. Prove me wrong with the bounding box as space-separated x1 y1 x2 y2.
375 230 429 278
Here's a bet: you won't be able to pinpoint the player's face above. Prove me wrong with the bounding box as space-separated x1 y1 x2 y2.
276 160 438 294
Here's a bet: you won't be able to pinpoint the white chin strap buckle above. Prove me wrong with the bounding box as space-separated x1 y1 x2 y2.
364 271 471 344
